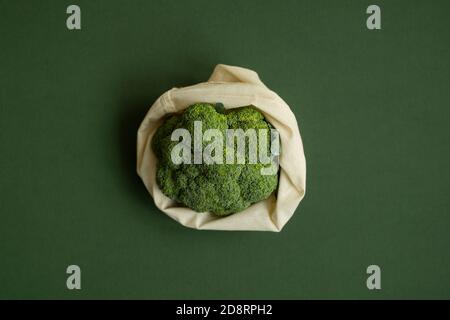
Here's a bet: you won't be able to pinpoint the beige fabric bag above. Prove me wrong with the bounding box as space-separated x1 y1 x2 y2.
137 64 306 231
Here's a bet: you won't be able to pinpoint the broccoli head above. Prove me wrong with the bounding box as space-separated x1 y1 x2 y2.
152 103 279 216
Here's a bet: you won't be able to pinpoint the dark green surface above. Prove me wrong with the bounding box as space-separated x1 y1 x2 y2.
0 0 449 299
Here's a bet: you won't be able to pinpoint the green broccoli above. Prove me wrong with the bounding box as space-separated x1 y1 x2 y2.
152 103 279 216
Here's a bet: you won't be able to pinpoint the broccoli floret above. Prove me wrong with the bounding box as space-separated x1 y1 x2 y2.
152 103 279 216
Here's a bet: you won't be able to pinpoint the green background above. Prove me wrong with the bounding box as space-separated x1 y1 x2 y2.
0 0 449 299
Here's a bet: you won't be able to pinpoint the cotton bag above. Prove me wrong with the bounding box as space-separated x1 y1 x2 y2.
137 64 306 231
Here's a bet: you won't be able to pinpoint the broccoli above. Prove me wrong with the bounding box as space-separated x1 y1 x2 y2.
152 103 279 216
